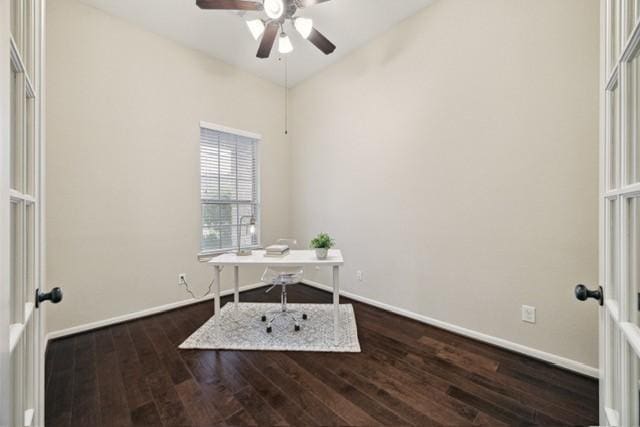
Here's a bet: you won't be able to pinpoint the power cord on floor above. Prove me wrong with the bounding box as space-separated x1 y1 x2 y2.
179 275 215 299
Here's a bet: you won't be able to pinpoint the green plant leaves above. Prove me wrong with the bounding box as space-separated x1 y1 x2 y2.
310 232 335 249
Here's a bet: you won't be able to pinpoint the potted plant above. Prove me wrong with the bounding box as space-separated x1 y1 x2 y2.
310 232 335 260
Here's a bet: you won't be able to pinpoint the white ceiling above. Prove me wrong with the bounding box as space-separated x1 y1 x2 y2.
78 0 434 87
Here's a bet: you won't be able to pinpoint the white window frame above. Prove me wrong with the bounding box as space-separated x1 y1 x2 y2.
198 121 261 258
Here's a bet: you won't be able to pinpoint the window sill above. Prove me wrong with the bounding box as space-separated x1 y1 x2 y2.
198 246 262 262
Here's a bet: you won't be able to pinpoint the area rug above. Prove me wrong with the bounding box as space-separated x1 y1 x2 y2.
179 303 361 352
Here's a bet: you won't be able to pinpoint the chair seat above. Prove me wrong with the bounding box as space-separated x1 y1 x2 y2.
261 266 303 286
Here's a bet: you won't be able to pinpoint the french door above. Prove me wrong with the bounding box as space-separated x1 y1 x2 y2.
599 0 640 425
1 0 46 425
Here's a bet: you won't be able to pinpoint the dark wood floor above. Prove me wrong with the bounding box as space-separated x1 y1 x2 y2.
45 284 598 426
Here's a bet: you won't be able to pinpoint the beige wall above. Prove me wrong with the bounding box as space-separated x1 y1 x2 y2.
289 0 600 367
46 0 290 332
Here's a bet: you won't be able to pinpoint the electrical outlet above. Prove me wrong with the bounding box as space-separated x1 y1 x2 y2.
356 270 364 282
178 273 186 285
522 305 536 324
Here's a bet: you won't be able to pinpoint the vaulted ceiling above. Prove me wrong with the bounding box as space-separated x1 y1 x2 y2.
78 0 434 87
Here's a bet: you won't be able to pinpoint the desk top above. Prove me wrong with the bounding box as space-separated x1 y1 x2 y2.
208 249 344 266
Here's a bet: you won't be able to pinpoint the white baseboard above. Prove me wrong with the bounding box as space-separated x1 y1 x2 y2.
302 279 599 378
45 281 267 342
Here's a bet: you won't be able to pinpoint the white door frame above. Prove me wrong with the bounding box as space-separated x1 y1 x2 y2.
600 0 640 425
2 0 46 425
0 0 12 424
36 0 46 422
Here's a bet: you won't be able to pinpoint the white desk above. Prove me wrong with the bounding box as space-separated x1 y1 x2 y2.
208 249 344 344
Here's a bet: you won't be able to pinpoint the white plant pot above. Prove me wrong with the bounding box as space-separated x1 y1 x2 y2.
315 248 328 260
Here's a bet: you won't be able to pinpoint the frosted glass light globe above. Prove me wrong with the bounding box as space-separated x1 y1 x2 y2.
264 0 284 20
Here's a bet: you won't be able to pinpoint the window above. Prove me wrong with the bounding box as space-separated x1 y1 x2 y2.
200 122 260 255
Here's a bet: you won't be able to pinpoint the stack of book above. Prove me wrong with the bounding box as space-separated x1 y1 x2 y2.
265 244 290 257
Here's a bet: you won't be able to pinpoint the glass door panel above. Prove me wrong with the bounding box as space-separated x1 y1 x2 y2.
25 98 35 196
605 315 622 424
628 197 640 327
7 0 42 424
610 0 621 73
630 56 640 184
10 0 21 49
26 204 35 303
631 354 639 427
23 0 34 79
10 65 22 192
9 200 25 325
608 198 620 303
609 84 621 190
604 1 640 425
11 338 24 427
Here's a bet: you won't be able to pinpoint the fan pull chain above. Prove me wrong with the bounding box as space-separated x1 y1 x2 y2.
284 56 289 135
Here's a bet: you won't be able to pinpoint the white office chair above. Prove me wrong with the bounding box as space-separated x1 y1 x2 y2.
261 239 307 333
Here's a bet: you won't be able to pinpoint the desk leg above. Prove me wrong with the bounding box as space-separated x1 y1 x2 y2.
333 265 340 346
214 266 221 334
234 265 239 316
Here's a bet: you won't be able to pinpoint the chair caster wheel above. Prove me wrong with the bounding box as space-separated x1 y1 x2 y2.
302 314 308 320
294 325 300 332
266 327 272 333
261 315 267 322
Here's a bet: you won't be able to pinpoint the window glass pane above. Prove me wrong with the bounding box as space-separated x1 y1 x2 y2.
238 204 258 247
201 143 220 201
201 204 258 251
609 85 620 190
202 204 228 252
608 198 619 302
200 126 259 253
219 134 238 201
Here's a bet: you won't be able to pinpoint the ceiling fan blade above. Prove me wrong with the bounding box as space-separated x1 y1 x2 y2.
196 0 262 10
257 22 279 58
307 28 336 55
297 0 331 7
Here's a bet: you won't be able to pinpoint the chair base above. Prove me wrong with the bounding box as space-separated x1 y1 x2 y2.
262 308 308 332
262 284 308 332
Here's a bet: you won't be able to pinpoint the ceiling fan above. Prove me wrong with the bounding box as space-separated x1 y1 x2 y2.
196 0 337 58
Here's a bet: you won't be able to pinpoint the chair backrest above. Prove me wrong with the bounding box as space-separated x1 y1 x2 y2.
262 239 303 284
276 238 297 249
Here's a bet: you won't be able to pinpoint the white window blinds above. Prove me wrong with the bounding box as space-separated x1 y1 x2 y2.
200 125 259 254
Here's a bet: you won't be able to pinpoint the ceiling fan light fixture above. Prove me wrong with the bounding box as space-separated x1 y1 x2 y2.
294 17 313 39
264 0 284 19
278 32 293 54
246 19 265 39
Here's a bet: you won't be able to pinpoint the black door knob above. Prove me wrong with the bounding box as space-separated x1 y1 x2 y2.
36 287 63 308
575 284 603 306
